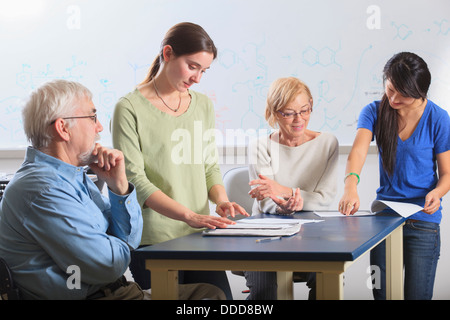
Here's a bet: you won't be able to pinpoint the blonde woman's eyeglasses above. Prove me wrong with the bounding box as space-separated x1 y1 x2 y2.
277 108 312 119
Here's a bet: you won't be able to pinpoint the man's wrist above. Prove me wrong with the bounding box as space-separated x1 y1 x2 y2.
109 181 131 196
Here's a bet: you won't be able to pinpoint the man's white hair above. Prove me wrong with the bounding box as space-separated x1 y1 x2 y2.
22 79 92 149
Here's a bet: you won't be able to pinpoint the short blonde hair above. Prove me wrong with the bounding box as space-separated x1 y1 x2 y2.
265 77 313 128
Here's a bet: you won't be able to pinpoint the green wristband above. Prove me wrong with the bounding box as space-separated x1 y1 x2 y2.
344 172 360 185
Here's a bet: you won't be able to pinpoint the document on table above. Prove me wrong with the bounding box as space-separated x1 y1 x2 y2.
370 200 423 218
202 218 322 237
314 200 423 218
313 210 373 218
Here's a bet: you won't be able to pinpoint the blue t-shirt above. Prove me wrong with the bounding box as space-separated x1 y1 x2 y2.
358 100 450 223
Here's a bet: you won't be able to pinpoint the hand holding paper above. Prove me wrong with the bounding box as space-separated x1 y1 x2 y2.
314 200 423 218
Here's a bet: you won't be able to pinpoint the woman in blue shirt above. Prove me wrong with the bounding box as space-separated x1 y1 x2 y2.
339 52 450 299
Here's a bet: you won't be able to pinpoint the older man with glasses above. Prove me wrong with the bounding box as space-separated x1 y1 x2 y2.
0 79 224 300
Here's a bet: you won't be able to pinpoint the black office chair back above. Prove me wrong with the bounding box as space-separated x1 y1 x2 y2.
0 257 21 300
0 181 7 201
1 175 13 202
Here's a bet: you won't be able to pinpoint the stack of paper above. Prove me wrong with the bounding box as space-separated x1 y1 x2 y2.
202 218 322 237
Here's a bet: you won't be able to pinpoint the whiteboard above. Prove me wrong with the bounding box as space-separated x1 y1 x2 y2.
1 0 449 150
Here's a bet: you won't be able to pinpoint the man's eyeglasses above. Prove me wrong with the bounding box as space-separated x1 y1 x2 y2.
277 108 312 119
50 114 97 125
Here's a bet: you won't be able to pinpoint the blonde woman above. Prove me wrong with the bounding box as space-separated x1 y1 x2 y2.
245 77 339 299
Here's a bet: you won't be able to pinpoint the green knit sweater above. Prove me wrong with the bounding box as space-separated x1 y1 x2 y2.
112 88 223 245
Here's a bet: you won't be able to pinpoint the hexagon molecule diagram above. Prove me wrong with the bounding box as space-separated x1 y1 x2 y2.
302 44 341 69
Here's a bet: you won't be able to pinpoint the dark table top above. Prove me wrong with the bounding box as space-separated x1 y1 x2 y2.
136 211 405 262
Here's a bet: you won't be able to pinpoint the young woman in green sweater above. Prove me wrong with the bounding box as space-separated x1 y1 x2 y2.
112 22 248 299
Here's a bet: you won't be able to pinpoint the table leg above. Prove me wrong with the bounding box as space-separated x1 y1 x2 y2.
150 269 179 300
385 223 404 300
316 272 344 300
276 271 294 300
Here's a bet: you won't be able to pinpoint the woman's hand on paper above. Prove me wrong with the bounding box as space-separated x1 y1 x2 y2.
215 201 249 218
185 212 236 229
338 190 360 216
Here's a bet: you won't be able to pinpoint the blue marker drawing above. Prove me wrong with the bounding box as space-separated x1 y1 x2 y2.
342 45 373 110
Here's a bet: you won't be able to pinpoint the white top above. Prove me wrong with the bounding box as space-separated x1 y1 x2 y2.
248 131 339 214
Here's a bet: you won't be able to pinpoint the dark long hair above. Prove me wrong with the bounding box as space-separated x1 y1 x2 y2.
375 52 431 176
141 22 217 84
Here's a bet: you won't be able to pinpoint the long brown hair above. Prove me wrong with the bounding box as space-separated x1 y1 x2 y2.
375 52 431 176
140 22 217 85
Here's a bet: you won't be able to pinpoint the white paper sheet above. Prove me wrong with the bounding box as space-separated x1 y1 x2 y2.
370 200 423 218
234 218 322 225
202 218 322 237
203 224 302 237
314 200 423 218
313 210 373 217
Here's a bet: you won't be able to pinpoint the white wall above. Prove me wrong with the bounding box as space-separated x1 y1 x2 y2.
1 149 449 300
2 1 450 150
